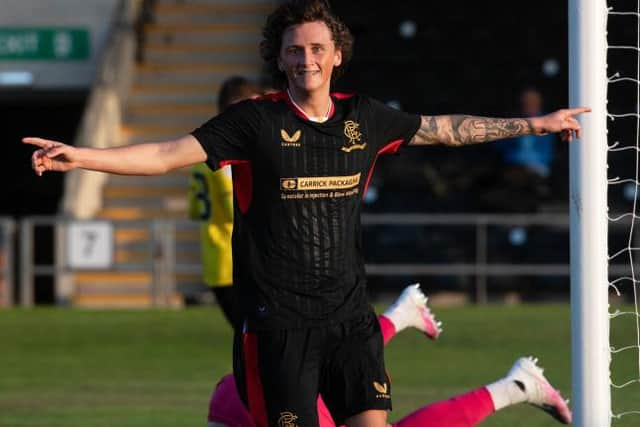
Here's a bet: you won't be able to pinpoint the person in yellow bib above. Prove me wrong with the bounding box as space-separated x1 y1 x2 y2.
188 76 262 328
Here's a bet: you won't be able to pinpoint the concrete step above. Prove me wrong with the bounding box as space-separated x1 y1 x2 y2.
113 247 199 265
123 115 208 128
126 101 216 122
145 23 261 44
176 250 201 262
107 173 190 187
115 227 151 243
119 118 220 142
105 186 188 199
128 91 215 104
175 272 202 284
136 61 259 76
74 271 152 286
123 110 211 127
143 45 261 64
157 0 276 5
128 100 215 114
120 133 197 145
119 127 194 144
114 240 197 253
113 226 199 243
155 1 272 16
154 11 266 26
114 249 151 264
135 68 260 85
98 207 189 220
114 237 198 250
144 42 258 54
122 121 201 137
130 82 220 104
102 196 188 212
76 280 152 293
72 293 183 308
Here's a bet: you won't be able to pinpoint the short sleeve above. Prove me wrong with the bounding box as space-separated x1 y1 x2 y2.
367 97 421 153
191 99 261 171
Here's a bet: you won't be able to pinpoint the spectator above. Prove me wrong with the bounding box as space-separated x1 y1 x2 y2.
482 87 557 212
187 76 262 327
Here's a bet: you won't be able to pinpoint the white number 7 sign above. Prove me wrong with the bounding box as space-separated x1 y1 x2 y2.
67 221 113 269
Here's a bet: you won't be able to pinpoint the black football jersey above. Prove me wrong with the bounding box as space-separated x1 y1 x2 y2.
192 91 421 329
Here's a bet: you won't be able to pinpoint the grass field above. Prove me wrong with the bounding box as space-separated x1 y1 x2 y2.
0 305 636 426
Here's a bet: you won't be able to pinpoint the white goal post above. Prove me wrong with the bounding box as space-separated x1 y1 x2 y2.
569 0 611 426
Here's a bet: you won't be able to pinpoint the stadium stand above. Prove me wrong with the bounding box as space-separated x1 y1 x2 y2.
67 0 275 308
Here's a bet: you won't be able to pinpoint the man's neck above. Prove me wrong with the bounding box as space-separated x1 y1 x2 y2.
287 86 332 121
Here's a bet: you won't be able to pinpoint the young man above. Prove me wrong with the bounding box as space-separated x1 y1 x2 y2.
25 1 588 426
188 76 263 328
206 285 570 427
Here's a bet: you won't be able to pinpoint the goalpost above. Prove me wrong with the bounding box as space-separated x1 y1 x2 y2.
571 0 640 425
569 0 611 426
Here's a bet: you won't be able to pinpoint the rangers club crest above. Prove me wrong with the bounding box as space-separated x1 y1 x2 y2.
341 120 367 152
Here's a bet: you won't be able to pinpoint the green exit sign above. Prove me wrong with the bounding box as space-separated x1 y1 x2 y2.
0 28 90 60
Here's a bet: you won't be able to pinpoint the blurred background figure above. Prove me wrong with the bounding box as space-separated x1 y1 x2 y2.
188 76 262 329
482 87 557 213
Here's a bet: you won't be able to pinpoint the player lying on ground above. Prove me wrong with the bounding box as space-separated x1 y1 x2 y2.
24 2 586 425
207 284 571 427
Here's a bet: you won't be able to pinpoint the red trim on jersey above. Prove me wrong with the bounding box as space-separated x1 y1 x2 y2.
256 91 287 102
260 91 356 122
219 160 253 214
243 332 268 427
378 139 404 155
363 139 404 198
331 92 355 100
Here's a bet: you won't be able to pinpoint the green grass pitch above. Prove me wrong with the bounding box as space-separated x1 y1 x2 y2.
0 305 636 426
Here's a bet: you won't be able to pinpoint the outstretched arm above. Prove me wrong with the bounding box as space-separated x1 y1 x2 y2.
24 135 207 176
409 107 591 147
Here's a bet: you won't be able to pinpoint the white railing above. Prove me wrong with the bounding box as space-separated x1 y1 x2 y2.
7 213 622 308
18 216 187 308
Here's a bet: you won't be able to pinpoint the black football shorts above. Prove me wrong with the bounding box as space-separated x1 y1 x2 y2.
233 310 391 426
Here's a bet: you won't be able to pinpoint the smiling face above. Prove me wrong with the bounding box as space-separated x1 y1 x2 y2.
278 21 342 96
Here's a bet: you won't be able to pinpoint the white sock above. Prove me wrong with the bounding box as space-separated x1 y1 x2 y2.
383 301 411 333
485 377 528 411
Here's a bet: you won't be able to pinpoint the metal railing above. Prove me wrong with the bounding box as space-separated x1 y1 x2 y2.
5 213 634 307
363 213 571 303
0 217 16 308
18 217 193 308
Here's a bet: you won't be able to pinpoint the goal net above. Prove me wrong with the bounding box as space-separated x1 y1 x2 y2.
607 0 640 423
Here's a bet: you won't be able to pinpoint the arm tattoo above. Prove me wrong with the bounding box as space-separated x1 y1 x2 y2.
411 115 533 146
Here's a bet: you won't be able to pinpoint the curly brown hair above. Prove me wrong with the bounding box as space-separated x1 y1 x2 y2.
260 0 354 89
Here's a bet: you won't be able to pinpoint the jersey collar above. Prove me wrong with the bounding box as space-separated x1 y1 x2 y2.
285 89 335 123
